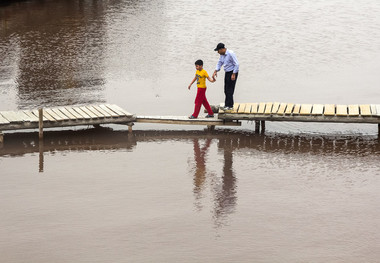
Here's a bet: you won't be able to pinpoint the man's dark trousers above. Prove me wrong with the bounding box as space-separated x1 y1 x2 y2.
224 71 238 108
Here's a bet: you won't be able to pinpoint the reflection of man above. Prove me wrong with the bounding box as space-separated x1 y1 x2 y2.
192 139 212 198
212 43 239 111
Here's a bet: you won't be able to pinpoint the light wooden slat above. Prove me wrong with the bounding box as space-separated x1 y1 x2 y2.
324 104 335 116
45 109 63 121
1 111 25 122
80 106 98 119
375 105 380 117
218 103 225 114
57 107 77 120
72 107 92 119
276 103 287 115
14 112 32 122
17 111 34 122
23 111 40 122
105 104 127 116
237 103 246 113
359 104 371 117
348 105 359 116
243 103 252 114
0 113 11 124
264 102 273 114
65 107 85 119
86 106 105 118
92 105 113 117
99 105 119 117
292 104 301 115
284 103 294 115
311 104 324 115
109 104 133 116
32 110 50 121
300 104 312 115
336 105 348 116
258 103 266 114
231 103 240 114
370 105 377 116
250 103 258 114
271 102 280 114
51 108 70 121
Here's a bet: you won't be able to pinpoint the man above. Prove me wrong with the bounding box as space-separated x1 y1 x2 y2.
212 43 239 111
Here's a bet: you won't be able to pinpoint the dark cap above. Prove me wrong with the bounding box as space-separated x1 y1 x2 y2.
214 43 225 51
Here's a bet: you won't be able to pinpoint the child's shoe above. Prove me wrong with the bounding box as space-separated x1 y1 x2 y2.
205 114 214 118
189 115 196 119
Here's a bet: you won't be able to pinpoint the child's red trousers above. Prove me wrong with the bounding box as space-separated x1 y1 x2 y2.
192 88 213 118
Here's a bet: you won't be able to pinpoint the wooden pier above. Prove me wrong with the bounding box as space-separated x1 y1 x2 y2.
1 102 380 142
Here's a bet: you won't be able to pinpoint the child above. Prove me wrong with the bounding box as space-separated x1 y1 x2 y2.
188 59 216 119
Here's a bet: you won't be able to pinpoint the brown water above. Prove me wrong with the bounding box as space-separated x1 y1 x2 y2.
1 0 380 262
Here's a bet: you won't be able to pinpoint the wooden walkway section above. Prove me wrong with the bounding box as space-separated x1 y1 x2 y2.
0 104 135 132
219 103 380 124
136 116 241 126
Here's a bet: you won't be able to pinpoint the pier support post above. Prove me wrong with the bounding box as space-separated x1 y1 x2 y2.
127 122 134 133
39 139 44 173
255 121 260 133
378 124 380 136
207 125 215 131
38 108 43 140
0 132 3 144
261 121 266 133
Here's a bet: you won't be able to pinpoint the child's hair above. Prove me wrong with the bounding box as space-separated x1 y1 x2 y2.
195 59 203 66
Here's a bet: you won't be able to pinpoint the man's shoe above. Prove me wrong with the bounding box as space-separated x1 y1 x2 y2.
205 114 214 118
189 115 196 119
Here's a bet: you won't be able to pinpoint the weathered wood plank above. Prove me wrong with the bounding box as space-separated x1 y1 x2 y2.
348 105 359 116
271 102 280 114
45 109 63 121
80 106 99 119
370 105 377 116
243 103 252 114
300 104 312 115
51 108 70 121
86 106 105 118
284 103 294 115
264 103 273 115
92 105 113 117
23 111 40 122
1 111 26 122
336 105 348 116
17 111 34 122
109 104 133 116
257 103 266 114
105 104 127 116
374 105 380 117
57 107 77 120
292 104 301 115
231 103 240 114
324 104 335 116
31 110 49 121
250 103 258 114
65 107 85 119
72 107 92 119
360 104 371 117
237 103 246 113
276 103 287 115
311 104 324 116
99 105 119 117
0 113 11 124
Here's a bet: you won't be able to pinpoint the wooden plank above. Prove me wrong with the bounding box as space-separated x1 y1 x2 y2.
99 105 119 117
65 107 85 119
271 102 280 114
0 113 11 124
231 103 240 114
237 103 246 113
72 107 92 119
300 104 312 115
311 104 324 115
276 103 287 115
360 104 371 117
86 106 105 118
292 104 301 115
109 104 133 116
348 105 359 116
80 106 99 119
284 103 294 115
264 102 273 114
51 108 70 121
32 110 49 122
243 103 252 114
1 111 25 122
258 103 266 114
23 111 40 122
370 105 377 116
336 105 348 116
375 105 380 117
250 103 258 114
105 104 127 116
324 104 335 116
92 105 113 117
45 109 63 121
57 107 77 120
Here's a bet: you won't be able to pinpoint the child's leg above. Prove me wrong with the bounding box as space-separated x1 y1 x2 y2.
192 103 202 118
192 88 203 118
202 90 214 116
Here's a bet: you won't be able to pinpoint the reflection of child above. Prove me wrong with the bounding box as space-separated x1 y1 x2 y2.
188 60 216 119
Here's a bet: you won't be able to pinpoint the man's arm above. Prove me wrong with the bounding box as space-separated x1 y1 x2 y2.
231 52 239 80
213 57 223 78
188 75 197 90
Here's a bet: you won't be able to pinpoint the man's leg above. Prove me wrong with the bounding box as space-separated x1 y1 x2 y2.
224 71 238 108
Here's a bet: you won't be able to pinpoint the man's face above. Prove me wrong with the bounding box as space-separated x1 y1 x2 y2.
217 48 226 55
196 65 203 71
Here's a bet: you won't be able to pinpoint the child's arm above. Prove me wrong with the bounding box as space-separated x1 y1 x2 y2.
188 75 197 90
207 76 216 83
